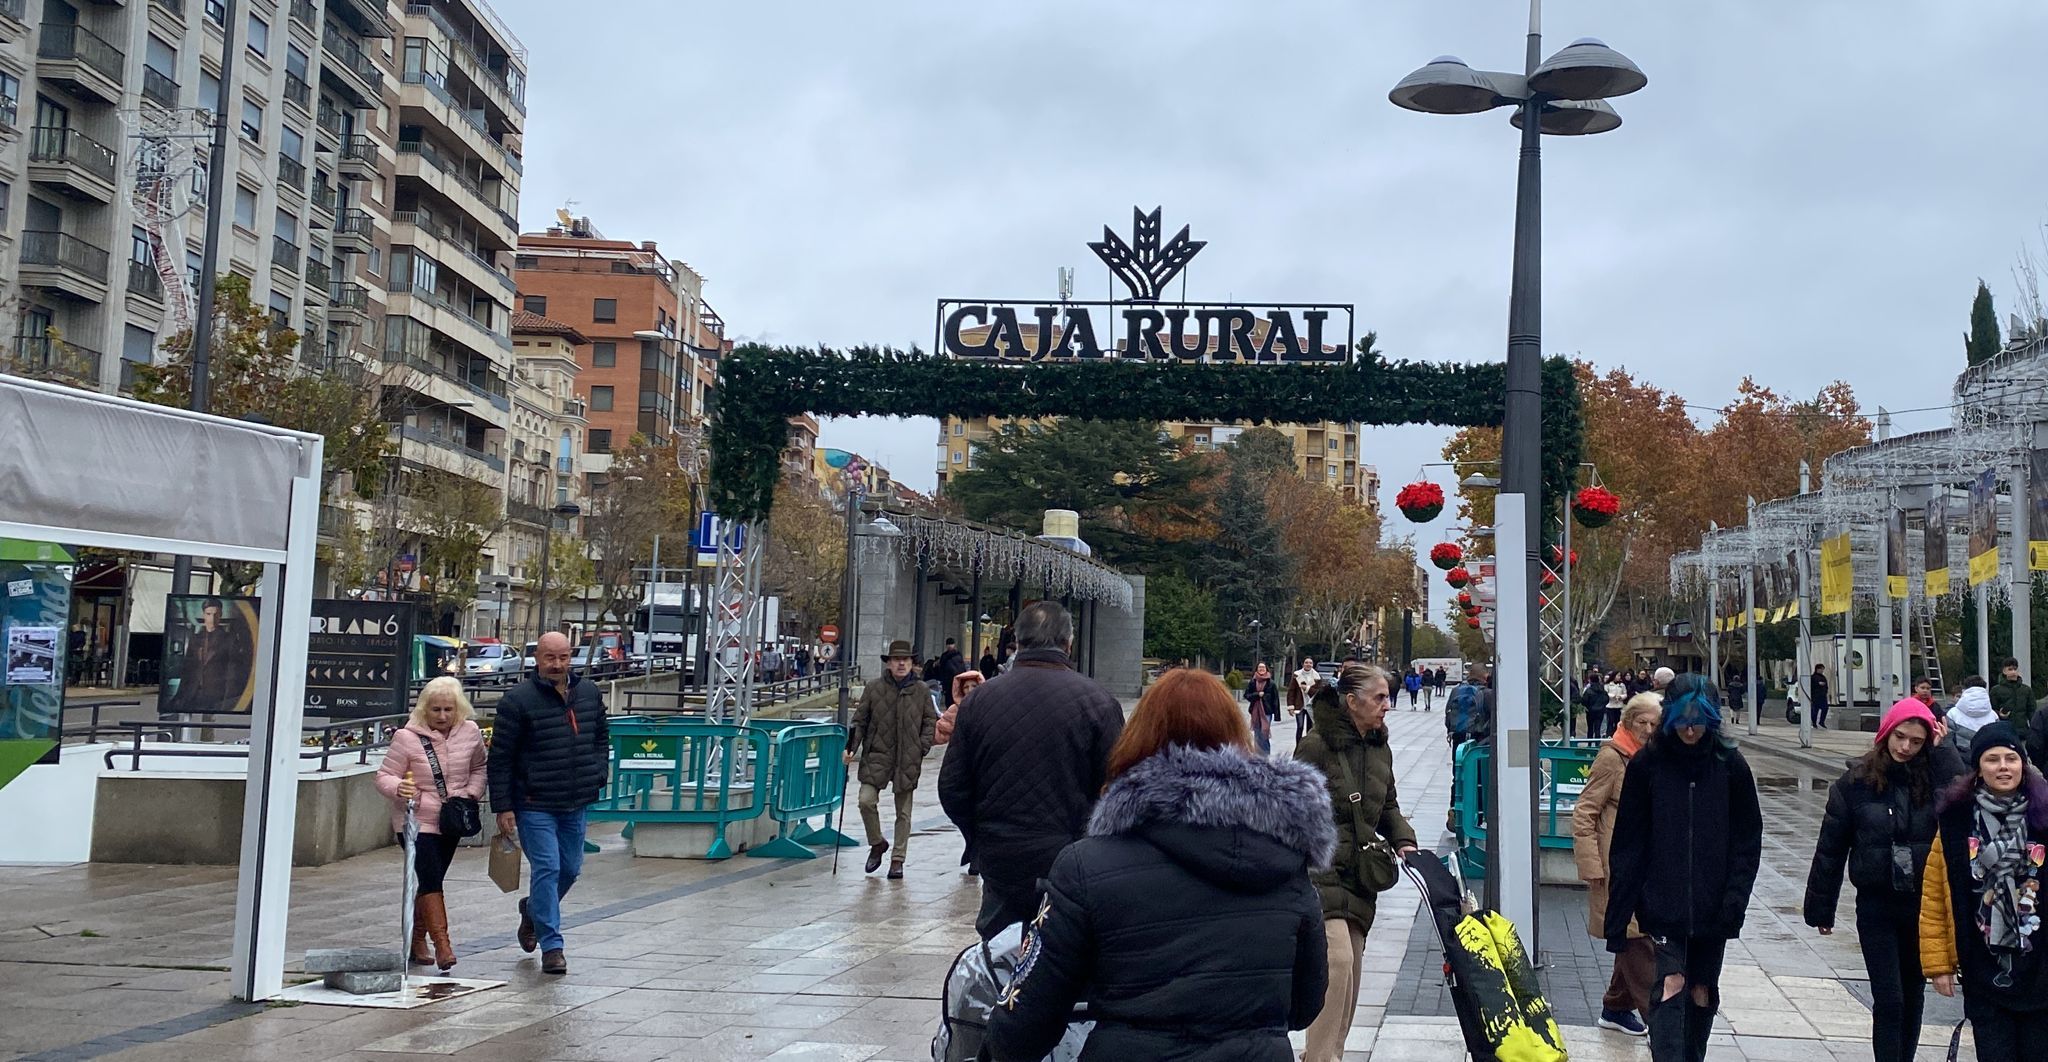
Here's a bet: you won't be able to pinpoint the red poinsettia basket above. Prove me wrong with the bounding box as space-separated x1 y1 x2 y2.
1465 616 1482 629
1396 481 1445 523
1540 570 1558 589
1573 486 1621 529
1430 542 1464 571
1444 566 1471 589
1547 545 1580 568
1455 591 1473 607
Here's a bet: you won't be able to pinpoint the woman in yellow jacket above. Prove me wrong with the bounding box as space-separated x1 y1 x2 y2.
1572 694 1661 1037
1919 721 2048 1061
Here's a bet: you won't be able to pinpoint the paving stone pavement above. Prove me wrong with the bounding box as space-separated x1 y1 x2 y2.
0 699 1976 1060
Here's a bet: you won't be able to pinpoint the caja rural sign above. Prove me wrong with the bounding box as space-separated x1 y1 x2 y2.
937 208 1355 364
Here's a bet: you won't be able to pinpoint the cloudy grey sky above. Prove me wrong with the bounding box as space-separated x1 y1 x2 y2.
496 0 2048 563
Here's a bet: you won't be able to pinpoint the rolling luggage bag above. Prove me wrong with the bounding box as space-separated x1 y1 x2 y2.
1402 850 1568 1062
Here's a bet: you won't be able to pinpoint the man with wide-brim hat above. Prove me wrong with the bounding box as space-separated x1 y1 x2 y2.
844 638 938 879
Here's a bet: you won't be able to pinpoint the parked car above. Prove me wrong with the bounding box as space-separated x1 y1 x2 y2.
463 642 524 681
521 642 538 671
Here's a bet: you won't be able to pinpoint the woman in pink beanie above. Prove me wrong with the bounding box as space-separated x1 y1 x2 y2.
1802 699 1942 1062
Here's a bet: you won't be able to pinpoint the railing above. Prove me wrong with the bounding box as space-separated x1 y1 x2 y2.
330 281 370 312
273 236 302 274
335 208 374 241
5 336 103 385
151 0 186 15
340 133 379 168
37 23 126 83
283 71 311 108
507 499 551 526
278 154 307 190
398 424 504 471
306 258 332 291
321 27 383 90
388 278 512 351
561 396 586 418
141 67 179 107
29 125 117 181
0 0 25 22
395 139 517 232
20 229 111 281
289 0 316 30
400 69 521 175
0 97 16 132
127 265 165 301
316 99 344 136
97 713 415 773
403 3 526 115
461 244 513 291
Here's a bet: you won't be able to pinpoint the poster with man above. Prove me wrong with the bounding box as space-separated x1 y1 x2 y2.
1968 468 1999 587
1924 499 1951 598
1885 509 1908 600
160 595 259 715
2032 450 2048 571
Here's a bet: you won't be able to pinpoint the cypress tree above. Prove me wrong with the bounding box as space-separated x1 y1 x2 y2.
1966 279 2002 366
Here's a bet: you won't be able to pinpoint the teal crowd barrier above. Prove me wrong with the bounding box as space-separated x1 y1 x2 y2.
1451 738 1599 884
590 718 769 860
747 722 858 860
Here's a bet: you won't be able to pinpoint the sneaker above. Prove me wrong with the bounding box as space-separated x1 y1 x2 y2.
516 898 537 954
1598 1009 1648 1036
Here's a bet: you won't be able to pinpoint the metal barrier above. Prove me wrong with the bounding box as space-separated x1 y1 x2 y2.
589 718 771 859
95 712 411 772
746 721 857 859
1450 738 1599 883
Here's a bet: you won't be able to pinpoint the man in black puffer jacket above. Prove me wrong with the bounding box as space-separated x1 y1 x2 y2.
939 601 1124 940
489 632 610 976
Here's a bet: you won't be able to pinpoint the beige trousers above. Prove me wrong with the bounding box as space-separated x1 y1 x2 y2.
1303 917 1366 1062
858 783 915 857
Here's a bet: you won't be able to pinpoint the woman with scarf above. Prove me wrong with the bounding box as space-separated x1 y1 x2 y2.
1573 693 1663 1037
1804 699 1942 1062
1605 674 1764 1062
1244 662 1281 755
1919 721 2048 1059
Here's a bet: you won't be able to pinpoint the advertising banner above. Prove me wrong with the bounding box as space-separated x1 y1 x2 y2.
1969 468 2000 587
1 540 74 790
1819 532 1853 615
159 595 260 715
2032 450 2048 571
306 600 413 719
1886 509 1909 600
1925 500 1951 598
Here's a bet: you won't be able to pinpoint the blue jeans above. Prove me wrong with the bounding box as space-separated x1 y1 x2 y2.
515 808 586 952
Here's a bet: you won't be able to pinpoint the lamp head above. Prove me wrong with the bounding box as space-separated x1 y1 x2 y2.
1509 97 1623 136
1528 38 1647 101
1390 56 1516 115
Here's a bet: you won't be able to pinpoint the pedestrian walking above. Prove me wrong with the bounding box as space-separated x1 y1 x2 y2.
375 676 486 972
1919 721 2048 1061
847 639 938 880
933 670 984 746
1604 673 1629 740
938 601 1124 938
983 669 1332 1061
1605 674 1764 1062
1446 668 1494 751
1911 677 1936 710
1812 664 1833 729
1653 666 1676 692
489 631 610 976
1431 667 1448 710
930 638 968 707
1293 657 1321 713
1723 671 1747 726
1403 667 1423 709
1244 661 1280 755
1946 682 1998 760
1579 673 1609 740
1573 693 1663 1037
1804 699 1942 1062
1292 664 1418 1062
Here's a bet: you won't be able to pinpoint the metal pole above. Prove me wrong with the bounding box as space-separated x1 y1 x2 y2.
1977 582 1992 680
1878 494 1896 708
171 0 241 598
1561 488 1574 734
836 482 861 728
1745 498 1759 737
1798 539 1815 749
969 563 983 663
2014 449 2033 688
537 521 552 635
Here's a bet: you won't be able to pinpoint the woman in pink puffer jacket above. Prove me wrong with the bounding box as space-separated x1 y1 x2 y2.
375 676 487 971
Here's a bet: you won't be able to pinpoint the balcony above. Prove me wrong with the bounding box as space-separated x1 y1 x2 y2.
329 281 371 325
141 67 179 109
36 23 126 104
315 98 345 143
150 0 185 18
387 283 513 359
18 230 112 302
400 70 521 176
126 264 165 302
507 499 551 527
402 4 525 118
3 337 103 388
399 424 504 475
0 96 15 135
306 258 332 292
320 26 383 105
289 0 315 32
337 134 379 181
0 0 24 41
333 208 374 254
395 139 517 244
309 176 337 220
283 71 311 111
278 154 308 193
27 126 119 203
273 236 302 275
392 211 514 295
561 396 587 419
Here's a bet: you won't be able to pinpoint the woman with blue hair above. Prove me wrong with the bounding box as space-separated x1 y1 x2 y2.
1604 674 1764 1061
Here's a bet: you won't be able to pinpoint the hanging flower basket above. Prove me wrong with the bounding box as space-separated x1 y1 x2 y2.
1540 570 1558 589
1444 566 1471 589
1455 591 1473 608
1573 486 1621 529
1546 545 1579 568
1430 542 1464 571
1466 616 1482 629
1396 481 1445 523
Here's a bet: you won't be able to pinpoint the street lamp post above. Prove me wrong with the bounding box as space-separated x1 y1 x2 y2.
493 578 509 639
536 501 582 636
1391 4 1645 943
836 458 869 728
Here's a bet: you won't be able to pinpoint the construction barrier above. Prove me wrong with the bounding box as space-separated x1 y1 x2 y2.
1450 739 1598 884
591 719 769 860
746 721 858 860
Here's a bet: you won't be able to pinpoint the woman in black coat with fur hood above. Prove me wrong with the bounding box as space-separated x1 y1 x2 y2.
985 668 1334 1062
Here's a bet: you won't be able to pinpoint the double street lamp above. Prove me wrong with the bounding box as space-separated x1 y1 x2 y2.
1390 2 1645 946
535 500 583 636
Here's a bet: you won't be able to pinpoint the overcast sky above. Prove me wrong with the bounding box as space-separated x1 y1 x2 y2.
497 0 2048 592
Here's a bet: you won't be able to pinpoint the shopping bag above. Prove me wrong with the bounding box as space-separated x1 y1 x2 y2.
488 834 522 893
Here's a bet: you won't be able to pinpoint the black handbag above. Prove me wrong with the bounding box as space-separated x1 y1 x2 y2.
419 735 482 838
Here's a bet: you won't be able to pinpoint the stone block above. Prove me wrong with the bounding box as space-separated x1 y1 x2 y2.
304 946 402 973
324 970 404 994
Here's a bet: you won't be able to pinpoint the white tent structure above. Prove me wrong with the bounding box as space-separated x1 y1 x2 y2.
0 374 323 1001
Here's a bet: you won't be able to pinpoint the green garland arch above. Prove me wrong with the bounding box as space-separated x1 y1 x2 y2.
710 346 1583 526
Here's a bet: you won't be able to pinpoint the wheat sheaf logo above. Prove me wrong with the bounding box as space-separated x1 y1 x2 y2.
1088 207 1206 303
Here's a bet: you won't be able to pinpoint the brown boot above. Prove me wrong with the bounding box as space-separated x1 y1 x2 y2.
419 892 456 972
408 898 432 966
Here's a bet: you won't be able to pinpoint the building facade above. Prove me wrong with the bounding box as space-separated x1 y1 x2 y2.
497 308 587 644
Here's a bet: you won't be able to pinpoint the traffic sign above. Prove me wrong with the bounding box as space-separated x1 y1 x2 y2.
820 625 839 644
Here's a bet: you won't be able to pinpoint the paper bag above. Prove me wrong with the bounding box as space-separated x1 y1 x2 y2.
488 835 522 893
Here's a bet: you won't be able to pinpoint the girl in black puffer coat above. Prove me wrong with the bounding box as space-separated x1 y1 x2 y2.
985 669 1334 1062
1803 699 1942 1062
1606 674 1763 1062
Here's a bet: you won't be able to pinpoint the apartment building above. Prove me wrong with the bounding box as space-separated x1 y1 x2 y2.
498 308 587 644
514 215 728 489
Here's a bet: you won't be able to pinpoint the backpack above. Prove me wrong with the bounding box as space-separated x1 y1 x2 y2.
1447 684 1482 732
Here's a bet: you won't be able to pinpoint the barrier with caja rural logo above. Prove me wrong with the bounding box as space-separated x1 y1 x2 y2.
1450 738 1599 885
590 717 854 860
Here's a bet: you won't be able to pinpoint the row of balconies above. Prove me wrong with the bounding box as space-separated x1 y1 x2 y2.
402 2 526 118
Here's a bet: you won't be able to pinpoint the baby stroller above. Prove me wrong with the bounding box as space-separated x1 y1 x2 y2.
1403 850 1567 1062
933 921 1092 1062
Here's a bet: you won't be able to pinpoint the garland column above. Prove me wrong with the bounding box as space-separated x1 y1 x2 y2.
2015 446 2032 690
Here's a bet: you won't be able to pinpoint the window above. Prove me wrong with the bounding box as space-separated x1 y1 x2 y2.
592 298 616 323
280 125 304 161
206 0 225 24
592 341 616 367
130 227 152 268
201 70 222 112
286 45 309 80
522 295 547 315
146 36 176 77
268 291 291 329
275 210 298 242
952 451 963 464
240 98 263 143
123 324 156 368
589 386 613 412
587 429 612 454
0 181 9 232
0 72 17 127
233 185 257 229
952 422 964 436
639 390 660 412
367 246 382 276
248 13 269 57
187 249 204 289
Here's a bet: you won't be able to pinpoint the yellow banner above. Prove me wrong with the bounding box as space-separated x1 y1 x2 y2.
1926 568 1951 598
1886 575 1908 599
1819 532 1853 615
1970 546 2000 587
1753 607 1767 625
2034 541 2048 572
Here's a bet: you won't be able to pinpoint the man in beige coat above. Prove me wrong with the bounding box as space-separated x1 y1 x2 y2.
1572 693 1661 1036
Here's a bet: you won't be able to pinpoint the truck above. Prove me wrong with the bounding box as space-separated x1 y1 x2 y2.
1408 657 1465 684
